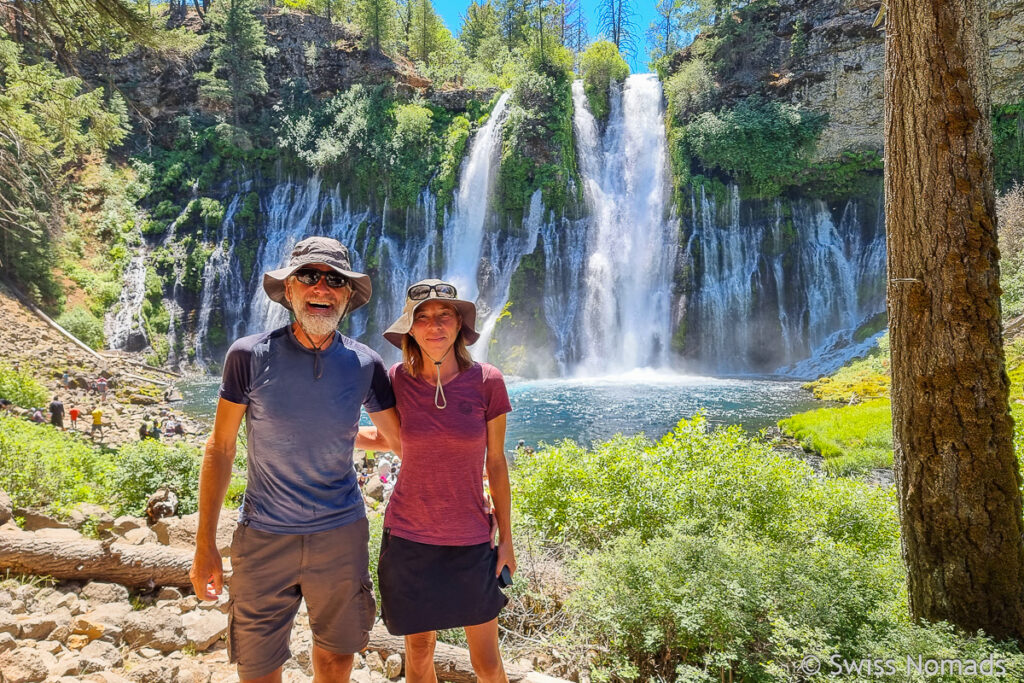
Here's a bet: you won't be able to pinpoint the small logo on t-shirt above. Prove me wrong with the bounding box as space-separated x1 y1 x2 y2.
458 401 474 415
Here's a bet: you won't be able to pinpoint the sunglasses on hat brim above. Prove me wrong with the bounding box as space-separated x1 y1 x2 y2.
408 283 457 300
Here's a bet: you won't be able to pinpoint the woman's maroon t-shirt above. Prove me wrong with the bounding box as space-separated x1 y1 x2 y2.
384 362 512 546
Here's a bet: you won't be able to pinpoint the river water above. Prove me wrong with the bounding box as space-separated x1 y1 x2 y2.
175 369 818 452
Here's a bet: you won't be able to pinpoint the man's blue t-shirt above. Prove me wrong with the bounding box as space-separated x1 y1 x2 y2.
219 325 395 534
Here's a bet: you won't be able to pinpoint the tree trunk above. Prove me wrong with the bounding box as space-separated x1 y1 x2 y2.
365 624 530 683
0 533 198 589
885 0 1024 641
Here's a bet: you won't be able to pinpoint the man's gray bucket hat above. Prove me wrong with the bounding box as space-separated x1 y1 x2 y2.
262 236 371 312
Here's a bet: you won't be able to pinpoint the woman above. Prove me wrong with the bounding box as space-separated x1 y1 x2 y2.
378 278 516 683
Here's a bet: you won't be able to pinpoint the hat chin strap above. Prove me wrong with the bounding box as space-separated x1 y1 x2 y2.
417 341 454 410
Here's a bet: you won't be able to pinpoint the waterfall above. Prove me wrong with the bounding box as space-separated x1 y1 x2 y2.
442 91 513 304
572 75 680 374
105 247 149 351
684 183 887 376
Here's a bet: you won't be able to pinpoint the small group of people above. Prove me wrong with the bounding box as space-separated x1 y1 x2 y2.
139 412 185 441
191 237 515 683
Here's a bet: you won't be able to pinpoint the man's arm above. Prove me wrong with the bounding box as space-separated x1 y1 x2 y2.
485 414 516 577
189 398 246 601
366 407 402 458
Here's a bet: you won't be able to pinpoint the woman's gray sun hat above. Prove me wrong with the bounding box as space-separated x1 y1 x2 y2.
383 278 479 348
262 236 371 313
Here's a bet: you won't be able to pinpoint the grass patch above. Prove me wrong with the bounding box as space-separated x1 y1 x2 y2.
779 399 894 475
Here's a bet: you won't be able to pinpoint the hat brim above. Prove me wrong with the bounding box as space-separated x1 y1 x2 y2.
263 264 371 313
384 297 479 348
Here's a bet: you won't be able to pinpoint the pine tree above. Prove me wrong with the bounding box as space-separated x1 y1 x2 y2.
356 0 396 52
409 0 442 64
460 0 501 59
597 0 637 61
198 0 268 125
647 0 684 65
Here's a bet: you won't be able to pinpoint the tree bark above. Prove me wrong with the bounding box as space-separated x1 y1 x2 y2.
365 624 530 683
0 533 198 589
885 0 1024 641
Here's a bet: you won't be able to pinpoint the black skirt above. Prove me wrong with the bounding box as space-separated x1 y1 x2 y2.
377 530 509 636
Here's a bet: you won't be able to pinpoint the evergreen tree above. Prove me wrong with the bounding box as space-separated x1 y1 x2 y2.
496 0 530 52
564 0 588 64
409 0 443 64
460 0 501 59
357 0 397 52
198 0 269 125
647 0 684 65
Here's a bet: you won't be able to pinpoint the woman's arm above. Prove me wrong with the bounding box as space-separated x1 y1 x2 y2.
485 413 516 577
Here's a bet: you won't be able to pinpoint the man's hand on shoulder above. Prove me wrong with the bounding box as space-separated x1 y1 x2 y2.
190 544 224 601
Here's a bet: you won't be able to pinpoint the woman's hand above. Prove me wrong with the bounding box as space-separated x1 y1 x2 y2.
496 537 517 578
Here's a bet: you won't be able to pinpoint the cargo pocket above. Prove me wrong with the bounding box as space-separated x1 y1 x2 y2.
226 600 237 664
361 574 377 633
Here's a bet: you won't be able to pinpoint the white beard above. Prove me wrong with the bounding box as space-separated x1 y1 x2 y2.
294 306 343 338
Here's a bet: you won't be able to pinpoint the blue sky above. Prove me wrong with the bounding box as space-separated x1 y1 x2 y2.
432 0 663 72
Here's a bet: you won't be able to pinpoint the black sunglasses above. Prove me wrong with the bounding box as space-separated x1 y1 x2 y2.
293 268 349 288
408 283 458 300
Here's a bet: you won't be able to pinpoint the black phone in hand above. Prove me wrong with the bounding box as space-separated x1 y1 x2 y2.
498 565 512 588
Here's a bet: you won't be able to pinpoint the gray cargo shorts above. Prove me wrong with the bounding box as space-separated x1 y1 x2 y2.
228 517 375 679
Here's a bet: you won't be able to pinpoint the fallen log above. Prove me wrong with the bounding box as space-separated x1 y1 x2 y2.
0 531 200 588
365 623 530 683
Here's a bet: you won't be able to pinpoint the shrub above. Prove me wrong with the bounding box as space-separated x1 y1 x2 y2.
683 95 826 196
579 40 630 122
0 415 113 513
56 307 106 350
108 440 203 517
664 58 717 121
0 364 50 409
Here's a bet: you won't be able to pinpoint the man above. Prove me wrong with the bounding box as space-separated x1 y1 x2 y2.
190 237 400 683
49 396 64 430
90 406 103 439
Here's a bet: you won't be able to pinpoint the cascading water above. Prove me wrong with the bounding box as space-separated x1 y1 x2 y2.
571 75 680 374
106 245 149 351
682 183 887 376
442 91 512 304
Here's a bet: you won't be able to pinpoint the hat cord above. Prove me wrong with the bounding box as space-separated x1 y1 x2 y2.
419 345 453 410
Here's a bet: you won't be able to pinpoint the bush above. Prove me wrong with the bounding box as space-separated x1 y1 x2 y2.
664 59 717 121
108 440 203 517
683 96 826 196
56 307 106 350
0 364 50 409
0 415 113 513
579 40 630 122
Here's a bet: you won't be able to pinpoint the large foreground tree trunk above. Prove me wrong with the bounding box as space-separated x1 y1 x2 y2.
885 0 1024 641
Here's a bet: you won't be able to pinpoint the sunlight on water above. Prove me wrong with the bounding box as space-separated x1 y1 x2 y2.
176 373 818 452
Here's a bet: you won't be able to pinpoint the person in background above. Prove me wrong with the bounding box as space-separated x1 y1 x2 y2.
69 405 80 430
31 407 44 423
49 395 64 430
90 406 103 439
376 279 515 683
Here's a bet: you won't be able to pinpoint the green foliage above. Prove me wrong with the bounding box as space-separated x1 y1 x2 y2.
579 41 630 122
409 0 448 64
109 440 203 517
779 399 893 475
498 61 578 214
56 307 106 350
0 37 131 306
797 149 884 201
198 0 269 125
356 0 397 52
460 0 502 60
511 416 1024 680
683 96 826 197
0 415 113 514
0 364 50 410
993 102 1024 191
664 58 717 121
431 116 471 212
804 334 890 402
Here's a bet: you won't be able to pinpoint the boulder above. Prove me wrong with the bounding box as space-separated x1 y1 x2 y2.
67 504 115 535
111 516 146 536
16 609 67 640
181 610 228 651
80 582 130 605
0 632 16 653
364 476 384 502
34 527 84 541
129 393 159 405
79 639 123 668
384 653 403 679
0 646 55 683
365 650 384 673
49 653 83 678
17 508 70 531
122 607 186 653
125 660 180 683
0 611 18 637
123 526 158 545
